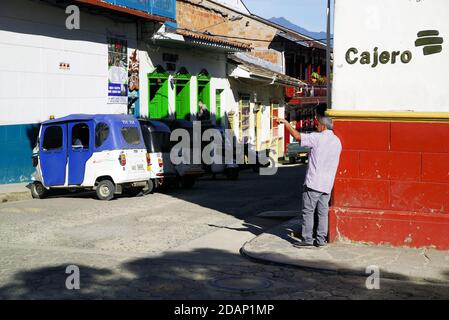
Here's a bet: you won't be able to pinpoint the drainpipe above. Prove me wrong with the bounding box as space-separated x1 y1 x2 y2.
326 0 332 109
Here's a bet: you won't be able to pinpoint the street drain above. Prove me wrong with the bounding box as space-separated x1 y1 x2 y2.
210 276 272 293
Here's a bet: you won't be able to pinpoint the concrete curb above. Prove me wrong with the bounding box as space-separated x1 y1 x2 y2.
241 217 449 284
0 183 32 204
0 192 32 204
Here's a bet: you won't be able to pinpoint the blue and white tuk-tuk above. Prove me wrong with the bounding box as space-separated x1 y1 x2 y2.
31 114 149 200
160 119 205 188
139 119 176 193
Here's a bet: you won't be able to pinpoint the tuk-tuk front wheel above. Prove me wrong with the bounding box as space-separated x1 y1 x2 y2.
31 182 49 199
96 180 115 201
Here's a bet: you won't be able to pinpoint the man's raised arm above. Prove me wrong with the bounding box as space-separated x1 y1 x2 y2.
277 118 301 141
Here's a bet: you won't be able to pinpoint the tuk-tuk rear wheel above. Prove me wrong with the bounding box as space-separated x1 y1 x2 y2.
96 180 115 201
31 182 49 199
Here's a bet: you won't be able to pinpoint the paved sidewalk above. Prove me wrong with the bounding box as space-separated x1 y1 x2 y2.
241 217 449 284
0 183 31 203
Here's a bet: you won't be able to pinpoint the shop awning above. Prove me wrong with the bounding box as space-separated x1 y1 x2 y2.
275 31 327 50
228 56 305 88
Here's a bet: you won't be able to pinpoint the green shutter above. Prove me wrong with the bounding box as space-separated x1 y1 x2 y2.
216 89 222 124
148 68 169 119
175 79 191 120
198 80 211 112
149 78 169 119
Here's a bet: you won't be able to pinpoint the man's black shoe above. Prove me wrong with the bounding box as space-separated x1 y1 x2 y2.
314 241 327 248
293 242 315 248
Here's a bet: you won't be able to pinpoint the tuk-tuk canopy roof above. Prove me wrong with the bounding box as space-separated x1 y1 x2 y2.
42 114 136 125
159 119 194 130
138 119 171 133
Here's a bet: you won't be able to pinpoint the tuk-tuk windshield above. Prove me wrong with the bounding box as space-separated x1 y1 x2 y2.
121 127 141 146
149 131 171 153
141 125 171 153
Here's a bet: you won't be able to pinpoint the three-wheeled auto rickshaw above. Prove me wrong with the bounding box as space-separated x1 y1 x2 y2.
31 114 149 200
200 123 239 180
139 119 176 193
159 119 205 188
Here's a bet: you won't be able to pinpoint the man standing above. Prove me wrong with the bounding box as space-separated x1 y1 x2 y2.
198 100 211 121
278 116 342 248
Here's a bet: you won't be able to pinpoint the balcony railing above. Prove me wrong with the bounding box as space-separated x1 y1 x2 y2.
285 84 327 105
103 0 176 20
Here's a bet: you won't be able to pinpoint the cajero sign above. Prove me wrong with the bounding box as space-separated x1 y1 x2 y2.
345 47 413 67
332 0 449 112
344 29 443 68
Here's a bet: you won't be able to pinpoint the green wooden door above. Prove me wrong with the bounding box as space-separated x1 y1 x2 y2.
149 77 169 119
175 80 190 120
198 80 211 112
216 89 223 124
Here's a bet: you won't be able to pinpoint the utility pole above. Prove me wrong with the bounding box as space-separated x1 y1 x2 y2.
326 0 332 109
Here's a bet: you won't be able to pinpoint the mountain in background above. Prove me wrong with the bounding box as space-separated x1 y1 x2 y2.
269 17 331 44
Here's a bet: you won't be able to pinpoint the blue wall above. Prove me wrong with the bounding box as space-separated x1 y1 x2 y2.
0 123 40 184
105 0 177 20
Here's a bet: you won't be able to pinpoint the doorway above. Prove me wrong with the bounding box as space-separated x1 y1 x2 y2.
148 67 169 119
175 68 191 120
198 70 211 113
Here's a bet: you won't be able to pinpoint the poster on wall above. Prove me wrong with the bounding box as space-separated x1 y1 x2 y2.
108 38 128 104
128 49 140 115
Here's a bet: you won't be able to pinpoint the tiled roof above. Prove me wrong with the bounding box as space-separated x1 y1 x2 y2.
229 56 305 87
177 29 252 50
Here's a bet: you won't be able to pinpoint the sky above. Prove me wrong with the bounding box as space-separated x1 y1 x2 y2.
243 0 333 33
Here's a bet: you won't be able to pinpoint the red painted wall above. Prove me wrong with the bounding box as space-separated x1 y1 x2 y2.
330 120 449 250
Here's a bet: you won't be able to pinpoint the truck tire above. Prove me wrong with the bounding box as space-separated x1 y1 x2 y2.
31 182 49 199
96 180 115 201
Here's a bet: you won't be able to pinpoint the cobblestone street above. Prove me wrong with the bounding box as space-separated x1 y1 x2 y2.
0 165 448 299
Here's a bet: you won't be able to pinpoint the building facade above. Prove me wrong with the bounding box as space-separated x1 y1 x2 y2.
0 0 174 184
329 0 449 250
138 24 250 127
174 0 325 158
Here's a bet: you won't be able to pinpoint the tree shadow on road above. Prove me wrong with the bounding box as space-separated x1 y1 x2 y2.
0 248 448 300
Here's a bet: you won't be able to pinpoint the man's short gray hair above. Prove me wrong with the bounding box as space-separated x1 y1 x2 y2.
318 116 333 130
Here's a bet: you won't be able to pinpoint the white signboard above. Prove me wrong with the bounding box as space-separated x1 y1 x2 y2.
332 0 449 112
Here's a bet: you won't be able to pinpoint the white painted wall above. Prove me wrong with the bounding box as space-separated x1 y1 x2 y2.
213 0 251 14
332 0 449 112
0 0 137 126
228 78 285 151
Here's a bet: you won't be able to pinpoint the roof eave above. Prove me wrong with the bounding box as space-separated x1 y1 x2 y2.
74 0 175 23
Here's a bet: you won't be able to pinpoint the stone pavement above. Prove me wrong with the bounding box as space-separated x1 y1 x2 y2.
241 217 449 284
0 183 31 203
